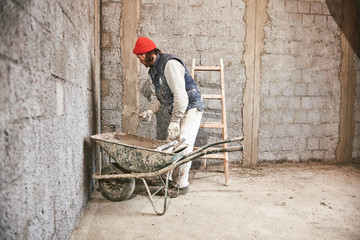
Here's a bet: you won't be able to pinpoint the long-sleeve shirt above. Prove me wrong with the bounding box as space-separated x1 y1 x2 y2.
148 59 188 123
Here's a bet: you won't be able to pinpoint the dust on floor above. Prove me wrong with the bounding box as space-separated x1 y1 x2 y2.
72 162 360 240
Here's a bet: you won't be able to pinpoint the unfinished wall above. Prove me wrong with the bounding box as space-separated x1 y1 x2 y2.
136 0 246 164
100 0 359 164
0 1 95 239
259 0 342 162
100 0 123 133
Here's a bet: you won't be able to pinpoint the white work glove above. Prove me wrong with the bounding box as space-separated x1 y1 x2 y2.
167 122 180 140
139 110 153 122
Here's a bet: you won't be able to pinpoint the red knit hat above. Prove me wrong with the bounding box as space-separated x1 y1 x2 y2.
133 37 156 54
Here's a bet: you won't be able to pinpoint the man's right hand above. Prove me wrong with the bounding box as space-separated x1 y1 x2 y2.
139 110 154 122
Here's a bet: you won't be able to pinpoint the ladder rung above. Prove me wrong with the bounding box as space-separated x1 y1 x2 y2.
203 94 222 99
193 66 221 71
200 122 224 128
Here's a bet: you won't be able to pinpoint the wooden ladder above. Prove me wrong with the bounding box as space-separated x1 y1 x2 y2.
191 58 229 186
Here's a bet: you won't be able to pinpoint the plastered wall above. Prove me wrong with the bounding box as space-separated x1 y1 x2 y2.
0 1 95 239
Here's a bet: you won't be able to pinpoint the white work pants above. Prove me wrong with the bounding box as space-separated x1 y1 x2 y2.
171 108 203 188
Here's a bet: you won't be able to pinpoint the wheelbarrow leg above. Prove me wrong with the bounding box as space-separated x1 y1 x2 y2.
140 171 171 215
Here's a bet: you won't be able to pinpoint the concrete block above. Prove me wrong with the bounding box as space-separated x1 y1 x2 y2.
259 138 283 151
310 2 322 14
262 96 278 110
301 14 314 27
324 150 336 161
321 3 331 15
282 152 300 161
314 15 327 29
264 39 289 54
300 151 313 161
295 83 307 96
289 97 301 109
258 123 273 137
312 150 324 160
294 110 308 123
319 137 336 150
318 28 338 43
270 0 285 12
301 96 315 109
289 41 305 56
324 123 338 137
302 124 326 137
262 55 296 71
258 151 277 161
259 110 270 124
320 111 340 124
286 124 301 136
298 1 310 13
285 0 298 13
101 2 121 32
288 13 302 26
283 84 295 96
275 124 287 137
282 112 294 123
281 137 298 151
101 48 121 80
307 110 321 124
296 56 309 70
264 110 284 124
164 6 179 19
101 31 112 48
307 137 319 150
269 83 283 96
277 96 290 109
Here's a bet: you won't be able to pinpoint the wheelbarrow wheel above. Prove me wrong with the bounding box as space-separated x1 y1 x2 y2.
98 163 135 201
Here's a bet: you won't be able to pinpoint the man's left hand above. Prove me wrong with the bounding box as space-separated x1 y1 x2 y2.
167 122 180 140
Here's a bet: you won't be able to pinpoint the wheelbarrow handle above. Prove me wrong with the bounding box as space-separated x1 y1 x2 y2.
183 136 244 159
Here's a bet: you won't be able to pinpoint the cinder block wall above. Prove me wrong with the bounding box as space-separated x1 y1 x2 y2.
100 0 123 133
101 0 359 164
137 0 246 164
259 0 342 161
0 1 95 239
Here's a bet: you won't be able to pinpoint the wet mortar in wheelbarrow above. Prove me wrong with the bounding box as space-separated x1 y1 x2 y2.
91 132 243 215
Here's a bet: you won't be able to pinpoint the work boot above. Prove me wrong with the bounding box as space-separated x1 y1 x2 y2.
159 185 188 198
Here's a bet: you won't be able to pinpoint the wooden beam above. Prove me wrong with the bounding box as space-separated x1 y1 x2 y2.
242 0 268 166
336 0 357 162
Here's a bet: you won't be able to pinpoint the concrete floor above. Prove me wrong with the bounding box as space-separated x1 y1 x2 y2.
71 162 360 240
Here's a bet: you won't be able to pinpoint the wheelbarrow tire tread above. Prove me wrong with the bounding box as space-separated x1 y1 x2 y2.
99 163 135 201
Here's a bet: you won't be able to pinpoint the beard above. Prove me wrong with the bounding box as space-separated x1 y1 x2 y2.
144 53 155 67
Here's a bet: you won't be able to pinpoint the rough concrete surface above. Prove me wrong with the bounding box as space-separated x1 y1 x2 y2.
72 162 360 240
0 1 95 239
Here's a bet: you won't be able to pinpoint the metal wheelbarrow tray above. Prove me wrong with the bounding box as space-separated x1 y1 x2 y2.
91 132 244 215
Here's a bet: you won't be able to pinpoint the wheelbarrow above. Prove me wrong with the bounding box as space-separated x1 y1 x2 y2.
91 132 244 215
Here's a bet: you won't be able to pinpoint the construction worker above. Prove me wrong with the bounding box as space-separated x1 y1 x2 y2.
133 37 204 197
